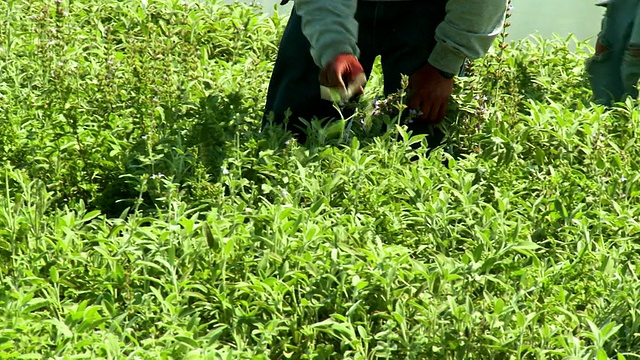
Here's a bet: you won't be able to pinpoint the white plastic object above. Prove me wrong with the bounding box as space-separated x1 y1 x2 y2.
320 73 367 104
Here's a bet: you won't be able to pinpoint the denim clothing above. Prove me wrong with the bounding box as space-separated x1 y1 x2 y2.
587 0 640 105
262 1 449 145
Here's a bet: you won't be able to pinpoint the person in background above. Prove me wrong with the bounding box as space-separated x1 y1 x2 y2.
261 0 508 146
587 0 640 106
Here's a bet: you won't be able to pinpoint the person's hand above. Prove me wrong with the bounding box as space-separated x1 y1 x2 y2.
595 38 609 55
319 54 365 95
407 63 454 124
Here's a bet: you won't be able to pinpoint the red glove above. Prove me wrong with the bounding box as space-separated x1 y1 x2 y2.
319 54 365 95
407 63 454 124
595 38 609 55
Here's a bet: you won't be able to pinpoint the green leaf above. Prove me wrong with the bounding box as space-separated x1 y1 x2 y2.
49 266 59 283
22 298 51 314
224 237 234 256
46 318 73 338
494 298 505 314
597 349 608 360
511 241 540 253
176 336 199 349
17 354 43 360
202 222 218 251
81 210 101 223
0 239 11 252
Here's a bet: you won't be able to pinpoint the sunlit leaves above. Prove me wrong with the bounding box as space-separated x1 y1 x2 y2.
1 0 640 358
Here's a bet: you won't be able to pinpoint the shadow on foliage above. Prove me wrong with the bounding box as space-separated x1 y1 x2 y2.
93 92 249 218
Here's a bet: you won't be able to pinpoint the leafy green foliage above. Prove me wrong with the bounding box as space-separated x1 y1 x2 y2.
1 0 640 359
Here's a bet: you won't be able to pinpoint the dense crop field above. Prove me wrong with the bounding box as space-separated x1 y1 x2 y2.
2 0 640 359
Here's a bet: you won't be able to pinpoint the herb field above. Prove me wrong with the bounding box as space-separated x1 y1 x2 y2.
1 0 640 359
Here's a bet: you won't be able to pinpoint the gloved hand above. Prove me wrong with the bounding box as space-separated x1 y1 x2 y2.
319 54 365 95
595 38 609 55
407 63 454 124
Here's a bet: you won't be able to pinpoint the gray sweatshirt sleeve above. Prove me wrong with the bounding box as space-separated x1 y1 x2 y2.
428 0 508 75
293 0 359 69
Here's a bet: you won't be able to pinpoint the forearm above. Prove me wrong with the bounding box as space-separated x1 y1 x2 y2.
293 0 359 68
429 0 508 75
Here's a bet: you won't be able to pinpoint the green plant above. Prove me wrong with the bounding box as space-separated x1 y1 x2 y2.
1 0 640 358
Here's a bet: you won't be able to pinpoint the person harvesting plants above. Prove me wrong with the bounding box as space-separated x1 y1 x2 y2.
587 0 640 106
262 0 508 145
